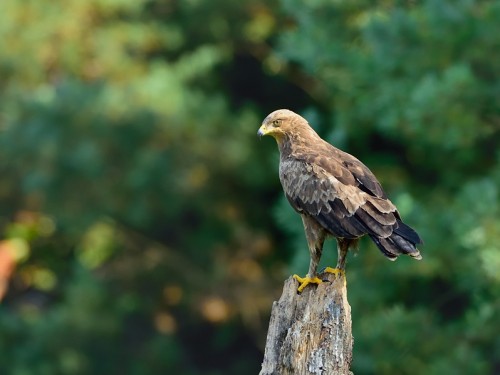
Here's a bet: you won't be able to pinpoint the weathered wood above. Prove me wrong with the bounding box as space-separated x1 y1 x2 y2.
260 272 353 375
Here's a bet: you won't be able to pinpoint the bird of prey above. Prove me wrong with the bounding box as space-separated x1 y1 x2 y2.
258 109 422 292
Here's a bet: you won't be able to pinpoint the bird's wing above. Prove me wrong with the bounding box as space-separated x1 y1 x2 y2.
316 145 388 199
339 153 387 199
280 155 398 239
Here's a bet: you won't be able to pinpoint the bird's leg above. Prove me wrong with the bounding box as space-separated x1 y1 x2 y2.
293 216 326 293
336 238 349 270
322 238 353 277
294 245 323 293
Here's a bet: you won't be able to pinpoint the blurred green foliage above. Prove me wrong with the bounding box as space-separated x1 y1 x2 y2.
0 0 499 374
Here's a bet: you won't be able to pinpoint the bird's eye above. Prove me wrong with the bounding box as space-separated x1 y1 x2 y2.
273 119 282 127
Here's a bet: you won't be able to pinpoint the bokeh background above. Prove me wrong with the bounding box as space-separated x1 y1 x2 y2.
1 0 499 374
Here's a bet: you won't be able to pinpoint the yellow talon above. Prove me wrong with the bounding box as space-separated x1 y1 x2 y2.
322 267 346 287
293 274 323 293
323 267 344 276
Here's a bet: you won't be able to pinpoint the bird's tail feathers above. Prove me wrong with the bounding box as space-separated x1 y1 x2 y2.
393 220 423 245
369 220 422 261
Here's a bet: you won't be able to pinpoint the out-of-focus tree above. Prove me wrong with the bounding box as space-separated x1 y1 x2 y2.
0 0 292 374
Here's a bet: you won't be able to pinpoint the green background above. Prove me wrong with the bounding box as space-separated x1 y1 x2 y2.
0 0 499 374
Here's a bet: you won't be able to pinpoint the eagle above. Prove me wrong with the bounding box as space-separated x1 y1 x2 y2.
258 109 422 292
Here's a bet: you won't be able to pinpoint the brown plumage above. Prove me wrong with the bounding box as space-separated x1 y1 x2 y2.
258 109 422 291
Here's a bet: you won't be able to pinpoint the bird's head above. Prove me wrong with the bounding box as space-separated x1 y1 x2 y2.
257 109 307 142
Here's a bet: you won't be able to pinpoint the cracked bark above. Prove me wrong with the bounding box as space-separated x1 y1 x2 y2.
260 272 353 375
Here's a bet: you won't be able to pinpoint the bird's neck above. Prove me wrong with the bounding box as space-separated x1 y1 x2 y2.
277 126 322 157
276 134 293 155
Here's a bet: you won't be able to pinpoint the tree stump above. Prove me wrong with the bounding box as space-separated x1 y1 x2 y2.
260 272 353 375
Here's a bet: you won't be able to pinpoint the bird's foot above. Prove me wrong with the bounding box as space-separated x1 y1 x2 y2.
321 267 346 287
293 274 323 293
322 267 344 277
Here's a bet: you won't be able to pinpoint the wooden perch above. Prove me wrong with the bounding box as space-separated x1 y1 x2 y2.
260 272 353 375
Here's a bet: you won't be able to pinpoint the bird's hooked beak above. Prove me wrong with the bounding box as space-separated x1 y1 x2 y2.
257 123 268 138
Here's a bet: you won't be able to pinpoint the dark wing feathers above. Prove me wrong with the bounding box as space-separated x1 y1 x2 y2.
368 236 398 259
329 199 367 236
360 201 396 226
315 212 358 239
393 220 423 245
328 200 366 237
354 208 393 238
280 150 421 260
